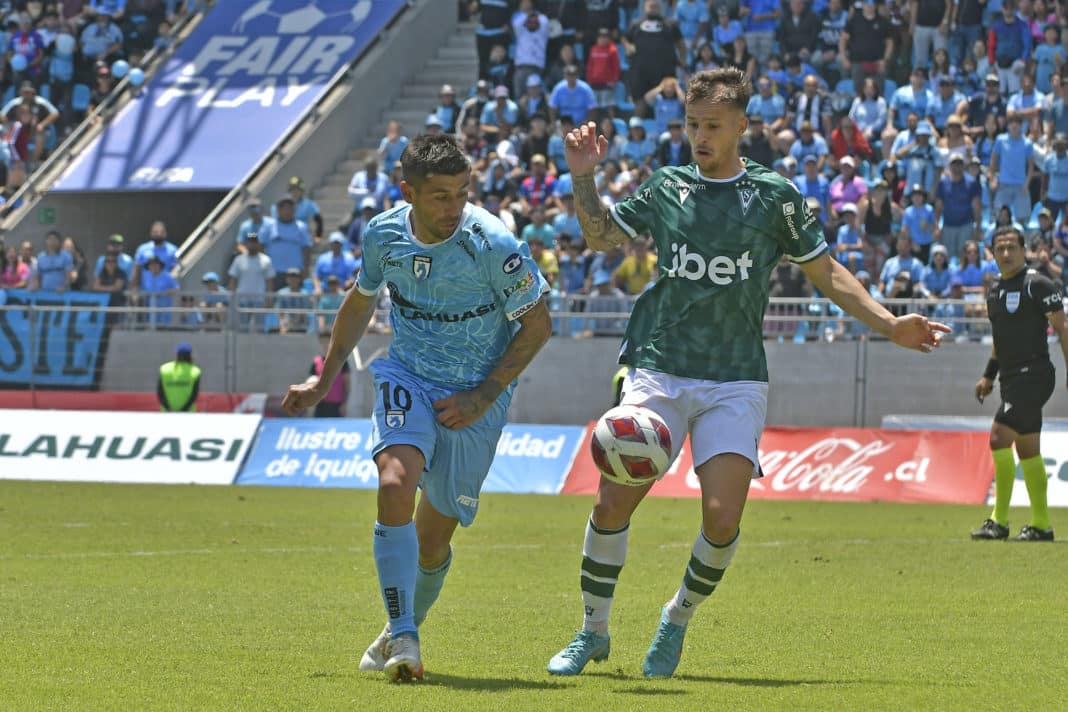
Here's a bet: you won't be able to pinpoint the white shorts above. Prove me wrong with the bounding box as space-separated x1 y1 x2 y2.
620 368 769 476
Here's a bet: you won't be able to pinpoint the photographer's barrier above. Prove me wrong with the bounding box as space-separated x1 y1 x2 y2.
0 410 260 484
235 419 584 494
563 426 998 505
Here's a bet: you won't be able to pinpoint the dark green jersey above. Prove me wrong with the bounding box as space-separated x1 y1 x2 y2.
610 159 827 382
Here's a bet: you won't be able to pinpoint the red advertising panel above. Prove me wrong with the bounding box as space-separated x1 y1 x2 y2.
0 391 261 413
563 425 994 505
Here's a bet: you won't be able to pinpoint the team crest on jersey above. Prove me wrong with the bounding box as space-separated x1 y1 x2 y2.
737 179 763 216
679 184 692 205
412 255 432 280
1006 291 1020 313
385 410 406 428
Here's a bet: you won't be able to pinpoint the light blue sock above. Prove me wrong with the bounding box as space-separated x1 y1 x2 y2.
414 546 453 627
373 521 418 638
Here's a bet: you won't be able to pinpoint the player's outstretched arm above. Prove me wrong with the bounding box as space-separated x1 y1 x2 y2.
433 297 553 430
281 288 376 415
799 253 950 352
566 122 629 252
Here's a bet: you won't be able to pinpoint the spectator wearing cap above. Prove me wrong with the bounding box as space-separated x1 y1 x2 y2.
797 154 831 214
776 0 821 64
911 0 951 71
586 28 621 118
141 254 179 326
131 221 178 290
884 68 936 148
265 195 312 289
896 121 939 196
923 244 954 297
829 156 868 216
623 1 686 118
157 342 200 412
480 85 519 141
273 177 322 241
934 152 983 256
1028 208 1057 255
423 113 445 136
197 272 229 327
519 153 556 212
1041 133 1068 224
746 77 787 134
236 198 277 255
834 203 864 270
274 268 312 335
901 184 937 263
929 76 965 133
518 75 548 126
878 234 926 296
549 65 597 126
434 84 462 133
94 233 133 281
511 1 550 99
347 158 389 214
80 10 123 63
775 155 799 183
788 121 829 173
457 79 492 135
990 114 1035 223
740 114 775 168
621 116 657 166
315 232 360 293
839 0 893 95
347 196 380 252
376 120 409 174
988 0 1032 95
786 73 832 138
962 74 1007 139
656 118 691 167
1007 72 1044 136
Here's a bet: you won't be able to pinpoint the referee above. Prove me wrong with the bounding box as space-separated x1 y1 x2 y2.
972 226 1067 542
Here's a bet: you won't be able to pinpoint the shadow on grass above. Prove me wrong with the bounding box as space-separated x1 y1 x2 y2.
588 670 882 687
423 672 574 692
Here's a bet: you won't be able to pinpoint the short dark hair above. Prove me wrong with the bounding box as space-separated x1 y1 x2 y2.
685 67 752 113
993 225 1026 247
400 134 470 186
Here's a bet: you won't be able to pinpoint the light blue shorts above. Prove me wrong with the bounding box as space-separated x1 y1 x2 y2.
369 358 509 526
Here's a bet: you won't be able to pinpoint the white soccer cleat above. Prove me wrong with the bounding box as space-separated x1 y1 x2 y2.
383 633 424 683
358 623 391 672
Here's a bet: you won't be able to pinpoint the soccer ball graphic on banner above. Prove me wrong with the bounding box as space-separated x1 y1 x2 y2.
233 0 373 34
591 405 672 487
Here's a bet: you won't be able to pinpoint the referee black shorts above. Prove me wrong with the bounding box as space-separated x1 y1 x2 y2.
995 362 1056 435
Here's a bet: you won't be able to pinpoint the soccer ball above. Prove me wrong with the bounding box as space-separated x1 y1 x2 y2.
591 405 672 487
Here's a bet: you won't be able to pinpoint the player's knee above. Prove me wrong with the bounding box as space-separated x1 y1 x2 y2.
702 503 742 544
591 488 637 531
417 535 451 569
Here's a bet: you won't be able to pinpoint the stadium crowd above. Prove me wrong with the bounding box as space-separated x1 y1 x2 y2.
0 0 195 198
8 0 1068 342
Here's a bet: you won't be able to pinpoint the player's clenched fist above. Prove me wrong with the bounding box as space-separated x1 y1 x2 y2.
281 378 326 416
564 121 610 177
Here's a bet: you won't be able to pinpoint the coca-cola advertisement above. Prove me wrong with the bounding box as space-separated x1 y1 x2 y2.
563 426 995 505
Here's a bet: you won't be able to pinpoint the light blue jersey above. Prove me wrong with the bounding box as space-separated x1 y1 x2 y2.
356 203 549 391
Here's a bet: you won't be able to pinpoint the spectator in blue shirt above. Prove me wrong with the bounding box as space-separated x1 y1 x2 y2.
80 12 123 62
834 203 864 270
934 153 983 257
276 177 323 240
553 191 581 243
140 256 179 326
1006 72 1044 135
94 233 133 281
746 76 787 133
897 122 939 196
643 76 685 137
132 221 179 290
885 67 936 146
879 234 926 295
481 85 521 139
315 232 360 292
988 1 1032 95
377 120 409 170
923 244 954 296
990 114 1034 225
740 0 780 65
88 0 128 20
901 184 937 263
34 231 73 292
236 198 276 254
930 76 964 131
675 0 711 55
549 65 597 125
712 6 744 59
1042 133 1068 225
621 117 657 166
788 120 830 172
1033 25 1064 94
264 196 312 289
796 153 831 214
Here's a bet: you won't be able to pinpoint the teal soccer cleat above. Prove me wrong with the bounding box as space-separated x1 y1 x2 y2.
547 630 611 676
642 607 688 678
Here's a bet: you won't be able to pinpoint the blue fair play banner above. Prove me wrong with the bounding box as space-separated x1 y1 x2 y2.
0 289 111 387
237 419 585 495
54 0 406 191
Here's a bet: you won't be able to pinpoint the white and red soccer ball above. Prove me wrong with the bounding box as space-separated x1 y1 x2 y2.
591 405 672 487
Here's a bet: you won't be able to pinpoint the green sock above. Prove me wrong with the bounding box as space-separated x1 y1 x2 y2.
990 448 1017 527
1019 455 1051 531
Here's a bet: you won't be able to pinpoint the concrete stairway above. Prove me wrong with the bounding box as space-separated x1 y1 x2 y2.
311 21 480 233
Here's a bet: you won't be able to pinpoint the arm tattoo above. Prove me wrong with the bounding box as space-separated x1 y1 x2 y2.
573 174 627 250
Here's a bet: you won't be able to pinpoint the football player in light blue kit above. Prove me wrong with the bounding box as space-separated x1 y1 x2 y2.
282 134 552 683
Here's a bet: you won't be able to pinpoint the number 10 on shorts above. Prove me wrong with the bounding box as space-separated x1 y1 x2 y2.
381 382 412 429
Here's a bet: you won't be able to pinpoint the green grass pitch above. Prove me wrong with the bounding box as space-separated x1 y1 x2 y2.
1 481 1064 711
